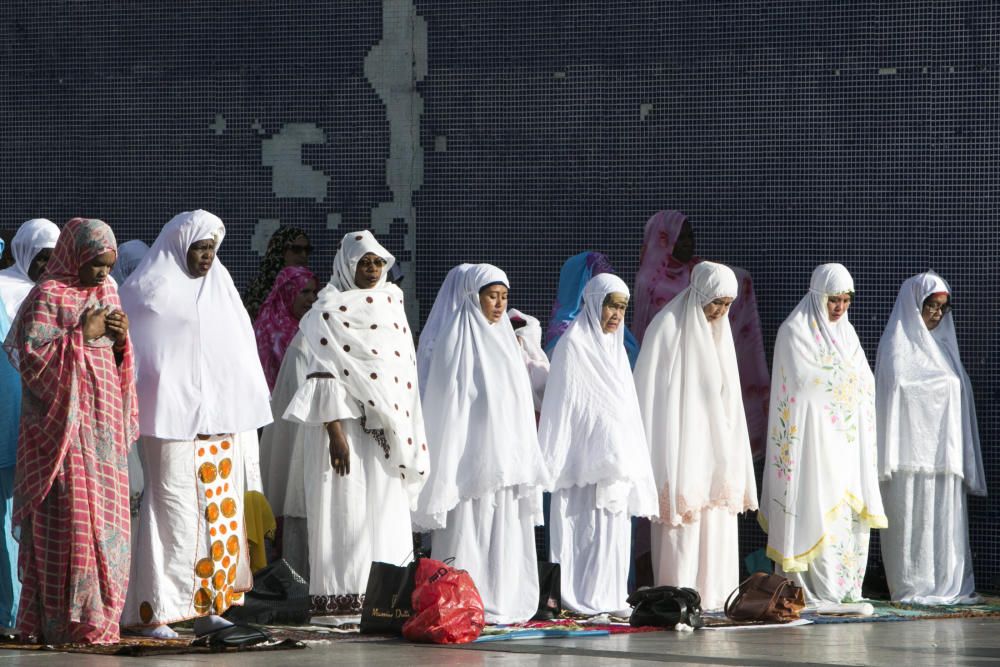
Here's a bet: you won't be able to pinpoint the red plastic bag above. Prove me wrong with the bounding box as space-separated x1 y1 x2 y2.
402 558 485 644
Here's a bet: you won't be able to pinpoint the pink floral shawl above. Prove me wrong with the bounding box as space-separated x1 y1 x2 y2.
253 265 317 391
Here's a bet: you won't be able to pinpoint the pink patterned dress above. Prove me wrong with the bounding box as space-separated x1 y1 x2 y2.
4 218 138 644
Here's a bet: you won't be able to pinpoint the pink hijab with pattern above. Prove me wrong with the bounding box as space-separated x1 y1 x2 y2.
253 265 317 391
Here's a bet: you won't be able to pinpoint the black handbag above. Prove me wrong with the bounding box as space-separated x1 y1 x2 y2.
531 561 561 621
222 558 311 625
359 560 419 634
627 585 704 628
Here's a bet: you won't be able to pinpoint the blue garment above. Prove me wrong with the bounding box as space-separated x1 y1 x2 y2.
0 295 20 628
0 466 17 629
0 296 21 468
543 251 640 367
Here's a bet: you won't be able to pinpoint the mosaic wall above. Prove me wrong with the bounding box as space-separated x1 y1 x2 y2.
1 1 996 588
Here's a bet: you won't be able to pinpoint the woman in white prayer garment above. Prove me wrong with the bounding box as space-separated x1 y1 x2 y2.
120 210 273 640
634 261 758 611
875 271 985 605
415 263 550 624
759 263 886 607
281 230 428 616
0 218 59 319
538 273 658 615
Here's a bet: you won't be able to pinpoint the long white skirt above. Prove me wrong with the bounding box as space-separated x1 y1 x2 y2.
651 507 739 611
549 485 631 616
432 487 540 624
880 472 978 605
777 503 870 605
122 434 253 627
303 417 412 615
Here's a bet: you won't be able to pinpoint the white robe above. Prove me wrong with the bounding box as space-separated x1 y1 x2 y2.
537 274 657 615
122 433 255 626
634 262 757 611
280 230 425 614
759 263 886 605
875 272 985 604
416 264 549 624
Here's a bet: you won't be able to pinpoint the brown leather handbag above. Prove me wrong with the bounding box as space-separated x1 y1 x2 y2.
724 572 806 623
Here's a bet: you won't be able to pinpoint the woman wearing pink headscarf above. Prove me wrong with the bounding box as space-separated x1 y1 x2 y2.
4 218 138 644
632 210 770 458
253 266 319 392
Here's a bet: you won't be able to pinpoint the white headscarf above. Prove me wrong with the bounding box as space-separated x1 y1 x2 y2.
508 308 549 412
538 274 658 517
0 218 60 320
634 261 757 526
294 231 429 506
413 264 550 530
120 210 272 440
329 229 396 292
758 263 886 573
875 272 985 495
109 239 150 285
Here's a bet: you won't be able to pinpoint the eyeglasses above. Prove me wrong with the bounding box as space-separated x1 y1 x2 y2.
286 243 312 254
357 257 387 269
922 302 952 315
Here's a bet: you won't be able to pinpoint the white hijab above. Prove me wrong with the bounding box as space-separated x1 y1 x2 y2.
120 210 272 440
413 264 550 530
875 272 985 495
109 239 150 285
295 231 429 506
633 261 757 526
538 274 658 517
0 218 59 320
758 263 886 573
508 307 549 412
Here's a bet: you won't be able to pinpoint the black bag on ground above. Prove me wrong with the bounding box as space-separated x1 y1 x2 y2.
222 558 311 625
532 561 561 621
627 585 704 628
360 560 419 634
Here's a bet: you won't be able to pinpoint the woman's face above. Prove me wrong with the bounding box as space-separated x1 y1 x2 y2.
78 251 117 287
826 293 852 322
703 296 734 322
27 248 53 282
478 284 508 324
186 239 217 277
672 219 695 262
600 293 629 333
283 234 311 267
353 252 386 289
291 279 319 319
921 293 950 330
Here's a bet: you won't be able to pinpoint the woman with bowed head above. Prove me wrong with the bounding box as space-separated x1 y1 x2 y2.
243 226 312 321
279 231 428 616
631 211 770 457
538 273 658 615
119 210 273 642
415 264 550 624
253 265 319 392
3 218 137 644
876 272 985 604
633 261 758 610
759 263 886 607
0 218 60 320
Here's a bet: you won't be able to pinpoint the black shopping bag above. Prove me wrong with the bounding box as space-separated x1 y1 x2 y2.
360 560 418 634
